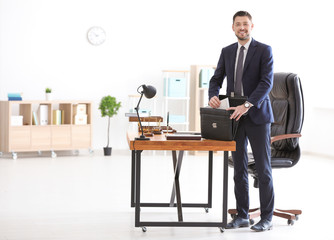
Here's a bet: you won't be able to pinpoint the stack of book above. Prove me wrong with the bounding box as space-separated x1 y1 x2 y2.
8 93 22 101
73 104 87 125
125 109 151 117
53 109 65 125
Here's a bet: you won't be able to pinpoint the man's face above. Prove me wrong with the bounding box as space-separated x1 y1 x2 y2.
232 16 253 41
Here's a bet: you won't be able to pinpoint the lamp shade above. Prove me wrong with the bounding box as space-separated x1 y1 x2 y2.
142 85 156 99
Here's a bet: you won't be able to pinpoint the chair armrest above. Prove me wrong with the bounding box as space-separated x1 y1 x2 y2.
271 134 302 144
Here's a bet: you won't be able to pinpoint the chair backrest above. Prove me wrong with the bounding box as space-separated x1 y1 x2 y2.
269 73 304 165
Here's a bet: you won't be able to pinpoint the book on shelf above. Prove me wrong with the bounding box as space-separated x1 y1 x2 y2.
53 110 62 125
7 93 23 101
125 112 137 117
39 105 48 125
61 110 65 124
32 111 39 125
8 96 22 101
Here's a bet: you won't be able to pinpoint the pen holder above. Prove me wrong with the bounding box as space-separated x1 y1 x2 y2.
161 126 176 133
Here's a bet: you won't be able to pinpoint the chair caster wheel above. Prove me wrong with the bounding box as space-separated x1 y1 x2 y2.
288 219 294 225
51 151 57 158
142 227 147 232
205 208 209 213
295 214 300 221
250 219 255 225
219 227 225 233
230 214 237 220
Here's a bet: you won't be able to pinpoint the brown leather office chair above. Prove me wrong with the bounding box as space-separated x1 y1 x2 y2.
228 72 304 225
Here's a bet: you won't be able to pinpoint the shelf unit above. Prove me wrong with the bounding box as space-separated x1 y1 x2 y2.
189 65 216 132
0 100 92 159
162 70 190 132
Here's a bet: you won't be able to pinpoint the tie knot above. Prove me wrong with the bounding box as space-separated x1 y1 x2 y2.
240 46 245 51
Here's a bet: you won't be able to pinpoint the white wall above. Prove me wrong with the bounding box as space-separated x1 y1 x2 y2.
0 0 333 156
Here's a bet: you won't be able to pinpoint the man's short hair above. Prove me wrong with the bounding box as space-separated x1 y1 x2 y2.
233 11 252 23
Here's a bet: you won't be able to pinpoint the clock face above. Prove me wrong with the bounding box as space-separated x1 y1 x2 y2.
87 26 106 46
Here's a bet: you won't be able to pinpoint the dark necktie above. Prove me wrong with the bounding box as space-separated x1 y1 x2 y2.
235 46 245 96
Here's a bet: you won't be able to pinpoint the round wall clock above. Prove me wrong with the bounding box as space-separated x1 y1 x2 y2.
87 26 106 46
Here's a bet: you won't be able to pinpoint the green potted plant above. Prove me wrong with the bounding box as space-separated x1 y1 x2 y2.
45 87 52 100
99 95 121 156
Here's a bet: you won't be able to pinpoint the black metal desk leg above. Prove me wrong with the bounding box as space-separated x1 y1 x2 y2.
169 151 177 206
135 150 143 227
208 151 213 209
175 150 184 222
222 151 229 228
131 150 136 207
169 150 184 222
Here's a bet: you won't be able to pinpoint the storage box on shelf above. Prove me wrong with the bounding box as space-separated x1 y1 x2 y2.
0 100 92 159
189 65 216 132
164 77 187 98
73 104 88 125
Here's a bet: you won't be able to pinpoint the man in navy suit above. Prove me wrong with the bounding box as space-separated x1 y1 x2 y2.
209 11 274 232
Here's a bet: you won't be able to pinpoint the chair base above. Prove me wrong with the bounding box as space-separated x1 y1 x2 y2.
228 208 302 225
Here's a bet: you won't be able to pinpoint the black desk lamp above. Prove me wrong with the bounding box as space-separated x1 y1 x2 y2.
135 84 157 140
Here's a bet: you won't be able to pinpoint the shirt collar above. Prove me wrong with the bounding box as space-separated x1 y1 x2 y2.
238 37 252 50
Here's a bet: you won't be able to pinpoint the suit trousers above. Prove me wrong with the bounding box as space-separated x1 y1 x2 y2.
232 115 274 221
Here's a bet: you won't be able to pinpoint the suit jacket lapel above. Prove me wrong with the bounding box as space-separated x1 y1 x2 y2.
243 39 257 73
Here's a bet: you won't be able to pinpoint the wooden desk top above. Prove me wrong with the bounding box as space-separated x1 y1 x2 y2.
127 131 236 151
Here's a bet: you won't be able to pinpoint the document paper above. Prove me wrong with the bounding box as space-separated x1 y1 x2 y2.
218 98 230 109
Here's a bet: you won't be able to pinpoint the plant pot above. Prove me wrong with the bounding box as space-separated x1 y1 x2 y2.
103 147 112 156
46 93 52 101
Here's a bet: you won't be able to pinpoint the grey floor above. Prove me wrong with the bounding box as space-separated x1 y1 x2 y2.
0 149 332 240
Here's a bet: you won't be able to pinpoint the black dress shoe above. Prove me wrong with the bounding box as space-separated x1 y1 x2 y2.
250 219 273 232
226 217 250 229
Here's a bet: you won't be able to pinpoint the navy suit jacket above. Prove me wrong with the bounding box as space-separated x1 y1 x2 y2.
209 38 274 125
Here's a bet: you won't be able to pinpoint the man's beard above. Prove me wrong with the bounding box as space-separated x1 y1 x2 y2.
235 33 250 41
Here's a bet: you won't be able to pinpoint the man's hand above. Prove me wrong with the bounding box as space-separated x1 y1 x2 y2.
227 104 250 121
209 96 220 108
